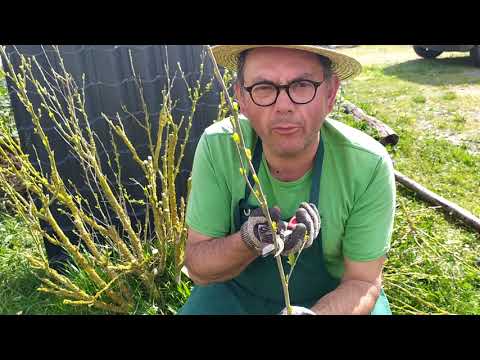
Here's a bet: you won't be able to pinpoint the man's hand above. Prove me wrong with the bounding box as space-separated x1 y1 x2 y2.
240 207 284 255
282 202 320 256
279 306 316 315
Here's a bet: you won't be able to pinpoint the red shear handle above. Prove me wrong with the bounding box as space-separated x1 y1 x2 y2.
287 216 297 229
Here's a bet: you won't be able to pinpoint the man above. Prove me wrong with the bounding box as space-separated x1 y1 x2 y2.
178 45 396 315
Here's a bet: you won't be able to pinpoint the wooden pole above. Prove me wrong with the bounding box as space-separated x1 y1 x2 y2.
394 170 480 233
341 100 399 146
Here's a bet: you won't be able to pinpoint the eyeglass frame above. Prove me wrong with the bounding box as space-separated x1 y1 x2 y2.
242 79 325 107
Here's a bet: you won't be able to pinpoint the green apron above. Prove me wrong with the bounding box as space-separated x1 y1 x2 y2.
178 137 391 315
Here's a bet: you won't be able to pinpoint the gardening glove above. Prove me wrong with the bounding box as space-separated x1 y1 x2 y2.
240 207 286 255
279 306 316 315
281 202 320 256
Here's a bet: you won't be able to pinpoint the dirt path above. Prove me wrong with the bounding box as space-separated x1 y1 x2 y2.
337 45 476 67
337 45 420 66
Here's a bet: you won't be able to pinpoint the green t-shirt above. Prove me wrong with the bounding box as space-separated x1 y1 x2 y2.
186 115 396 279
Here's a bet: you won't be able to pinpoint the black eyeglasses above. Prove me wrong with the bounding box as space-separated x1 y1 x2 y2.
243 79 325 107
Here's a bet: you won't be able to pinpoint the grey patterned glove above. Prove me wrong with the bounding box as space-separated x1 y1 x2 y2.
279 306 316 315
281 202 320 256
240 207 285 255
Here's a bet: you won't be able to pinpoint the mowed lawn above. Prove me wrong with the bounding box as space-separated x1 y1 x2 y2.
334 45 480 314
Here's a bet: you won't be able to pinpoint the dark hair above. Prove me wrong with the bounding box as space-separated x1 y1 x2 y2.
236 48 334 86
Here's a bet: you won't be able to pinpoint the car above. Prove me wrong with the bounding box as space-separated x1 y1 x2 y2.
413 45 480 67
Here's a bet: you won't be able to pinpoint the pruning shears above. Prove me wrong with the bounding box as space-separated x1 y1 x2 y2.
261 216 297 257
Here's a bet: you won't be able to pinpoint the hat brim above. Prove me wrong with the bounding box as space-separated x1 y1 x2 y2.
211 45 362 81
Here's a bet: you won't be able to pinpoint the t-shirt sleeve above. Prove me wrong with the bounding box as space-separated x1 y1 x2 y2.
186 134 231 238
342 153 396 261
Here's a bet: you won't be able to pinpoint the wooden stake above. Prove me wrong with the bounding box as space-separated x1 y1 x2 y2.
341 100 399 146
395 170 480 233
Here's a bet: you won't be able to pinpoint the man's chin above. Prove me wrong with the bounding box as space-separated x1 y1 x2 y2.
272 145 305 158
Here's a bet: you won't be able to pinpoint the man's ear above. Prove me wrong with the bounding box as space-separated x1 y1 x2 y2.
234 82 246 112
326 75 341 113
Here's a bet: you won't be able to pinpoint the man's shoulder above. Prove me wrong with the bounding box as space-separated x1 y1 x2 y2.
197 115 255 169
204 118 234 137
323 117 390 160
203 115 253 140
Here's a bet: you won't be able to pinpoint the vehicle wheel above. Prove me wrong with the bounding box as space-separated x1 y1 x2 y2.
470 46 480 67
413 46 443 59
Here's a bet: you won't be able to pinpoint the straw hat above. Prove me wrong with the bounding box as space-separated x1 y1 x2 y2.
211 45 362 81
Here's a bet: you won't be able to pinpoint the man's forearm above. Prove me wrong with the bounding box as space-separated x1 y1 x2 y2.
185 232 257 285
311 280 381 315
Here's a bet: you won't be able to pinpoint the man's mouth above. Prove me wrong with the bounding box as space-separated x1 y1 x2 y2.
272 125 301 135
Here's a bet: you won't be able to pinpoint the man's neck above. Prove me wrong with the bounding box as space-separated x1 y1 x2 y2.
263 134 320 182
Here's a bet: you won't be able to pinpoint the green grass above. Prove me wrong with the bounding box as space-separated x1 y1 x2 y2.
442 91 457 101
0 213 113 314
0 214 65 315
335 110 480 314
334 45 480 314
0 213 191 315
412 95 426 104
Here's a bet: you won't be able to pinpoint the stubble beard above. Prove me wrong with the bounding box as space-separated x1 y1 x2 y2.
268 129 320 159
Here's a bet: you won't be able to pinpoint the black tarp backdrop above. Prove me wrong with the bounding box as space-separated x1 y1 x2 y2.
3 45 228 268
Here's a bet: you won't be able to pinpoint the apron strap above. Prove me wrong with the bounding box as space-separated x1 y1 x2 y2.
234 137 263 230
309 136 324 206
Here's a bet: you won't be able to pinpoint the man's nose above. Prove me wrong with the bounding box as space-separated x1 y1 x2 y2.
274 88 295 113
